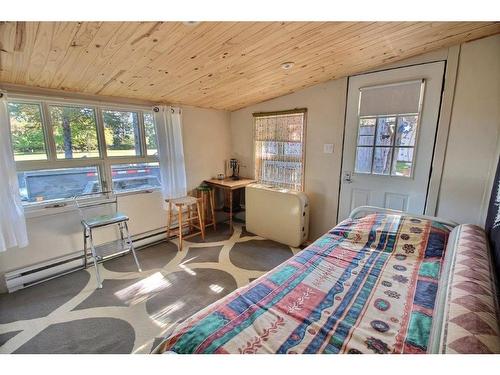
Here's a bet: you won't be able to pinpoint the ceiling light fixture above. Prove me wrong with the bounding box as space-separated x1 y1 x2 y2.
281 62 295 70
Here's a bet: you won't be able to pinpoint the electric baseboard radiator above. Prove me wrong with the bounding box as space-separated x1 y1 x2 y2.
4 253 85 293
4 228 167 293
246 184 309 247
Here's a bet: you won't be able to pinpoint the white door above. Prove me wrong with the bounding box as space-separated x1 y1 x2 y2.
338 61 445 221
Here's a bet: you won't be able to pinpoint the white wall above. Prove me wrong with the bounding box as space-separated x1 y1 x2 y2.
436 34 500 224
0 105 231 292
182 106 231 189
229 49 450 241
230 79 348 240
230 35 500 239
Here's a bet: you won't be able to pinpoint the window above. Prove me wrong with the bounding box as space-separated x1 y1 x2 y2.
8 102 47 161
254 109 306 191
7 97 160 206
354 114 419 177
49 105 99 159
18 167 101 203
354 80 423 178
103 110 140 157
111 162 161 193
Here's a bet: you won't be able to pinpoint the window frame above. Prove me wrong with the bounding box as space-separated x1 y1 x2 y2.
7 100 50 162
7 93 160 209
354 112 421 178
253 108 307 192
101 107 144 159
47 102 102 161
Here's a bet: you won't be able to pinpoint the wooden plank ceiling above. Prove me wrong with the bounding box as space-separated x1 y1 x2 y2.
0 22 499 111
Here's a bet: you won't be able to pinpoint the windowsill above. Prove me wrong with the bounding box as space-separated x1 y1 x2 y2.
23 188 162 219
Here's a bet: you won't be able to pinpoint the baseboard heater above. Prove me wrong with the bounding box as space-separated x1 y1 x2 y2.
4 228 168 293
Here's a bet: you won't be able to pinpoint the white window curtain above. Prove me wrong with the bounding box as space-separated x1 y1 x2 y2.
0 92 28 251
153 105 187 200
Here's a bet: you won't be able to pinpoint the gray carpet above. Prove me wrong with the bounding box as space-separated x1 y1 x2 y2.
14 318 135 354
0 271 90 324
230 239 294 271
103 241 178 272
188 223 234 243
0 331 21 347
185 245 224 264
145 268 237 324
73 278 143 310
0 223 300 354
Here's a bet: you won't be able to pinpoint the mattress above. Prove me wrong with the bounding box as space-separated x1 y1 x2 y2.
154 213 456 354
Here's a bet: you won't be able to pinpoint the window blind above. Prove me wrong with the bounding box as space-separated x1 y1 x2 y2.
359 80 424 117
254 109 306 191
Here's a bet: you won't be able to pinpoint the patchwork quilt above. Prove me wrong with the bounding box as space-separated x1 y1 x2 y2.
155 213 452 354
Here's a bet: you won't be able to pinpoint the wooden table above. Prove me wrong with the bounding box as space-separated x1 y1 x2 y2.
204 178 256 232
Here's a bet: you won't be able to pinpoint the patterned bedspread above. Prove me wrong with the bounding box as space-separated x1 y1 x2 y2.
155 213 452 354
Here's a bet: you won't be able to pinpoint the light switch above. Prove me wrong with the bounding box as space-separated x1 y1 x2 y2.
323 143 334 154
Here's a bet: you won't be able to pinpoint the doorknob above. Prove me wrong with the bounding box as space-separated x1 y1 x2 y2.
344 171 353 184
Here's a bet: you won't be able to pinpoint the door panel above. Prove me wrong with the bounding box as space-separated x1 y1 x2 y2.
351 188 371 209
384 192 408 211
338 62 445 221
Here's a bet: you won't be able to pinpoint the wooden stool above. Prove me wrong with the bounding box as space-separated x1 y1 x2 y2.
166 196 205 251
196 185 217 231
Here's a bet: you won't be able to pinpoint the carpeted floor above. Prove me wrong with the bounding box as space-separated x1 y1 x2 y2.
0 223 300 354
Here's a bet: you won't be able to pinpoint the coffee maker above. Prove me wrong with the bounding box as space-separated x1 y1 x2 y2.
229 158 240 180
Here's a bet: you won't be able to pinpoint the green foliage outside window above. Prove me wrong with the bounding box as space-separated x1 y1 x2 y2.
50 105 99 158
8 102 46 156
9 102 155 160
143 112 157 155
103 110 139 151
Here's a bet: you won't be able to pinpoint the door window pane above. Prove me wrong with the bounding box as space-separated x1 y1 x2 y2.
143 112 158 157
8 102 47 161
392 147 414 177
395 115 418 146
354 114 419 178
18 166 101 203
372 147 392 175
111 163 161 192
357 118 376 146
50 105 99 159
375 117 396 146
355 147 373 173
103 110 141 157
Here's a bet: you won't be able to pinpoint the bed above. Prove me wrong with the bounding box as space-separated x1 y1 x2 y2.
154 207 500 354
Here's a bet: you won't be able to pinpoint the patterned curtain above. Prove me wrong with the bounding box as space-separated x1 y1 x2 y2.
254 110 306 191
